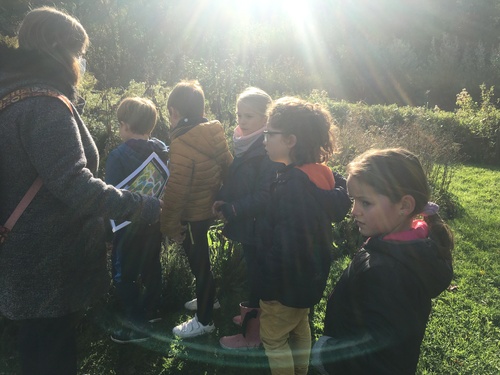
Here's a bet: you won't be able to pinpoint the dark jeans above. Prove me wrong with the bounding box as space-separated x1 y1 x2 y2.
112 227 163 324
182 219 215 325
17 313 78 375
243 243 260 308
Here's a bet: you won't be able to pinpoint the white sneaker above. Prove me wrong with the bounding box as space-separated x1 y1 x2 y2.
172 314 215 338
184 298 221 311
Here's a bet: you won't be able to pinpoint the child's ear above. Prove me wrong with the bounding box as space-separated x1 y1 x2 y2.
400 195 416 216
168 107 181 127
285 134 297 149
168 107 179 118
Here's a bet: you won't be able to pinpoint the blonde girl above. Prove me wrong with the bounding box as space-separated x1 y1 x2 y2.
214 87 281 350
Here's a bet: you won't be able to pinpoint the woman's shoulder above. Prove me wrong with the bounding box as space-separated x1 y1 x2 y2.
9 94 77 139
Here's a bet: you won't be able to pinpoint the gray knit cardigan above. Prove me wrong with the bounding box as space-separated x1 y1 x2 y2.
0 44 161 320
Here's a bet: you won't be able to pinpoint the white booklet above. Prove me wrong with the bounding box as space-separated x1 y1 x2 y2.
110 152 169 232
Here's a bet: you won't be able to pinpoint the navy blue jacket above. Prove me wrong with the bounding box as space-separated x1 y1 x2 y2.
257 164 351 308
105 138 169 235
216 134 282 245
105 138 169 187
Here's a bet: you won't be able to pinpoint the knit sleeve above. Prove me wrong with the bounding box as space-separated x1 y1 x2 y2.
22 97 161 225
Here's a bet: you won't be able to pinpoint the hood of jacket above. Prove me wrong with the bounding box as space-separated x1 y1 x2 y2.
125 138 169 163
365 236 453 298
171 119 226 159
0 43 76 101
275 163 347 223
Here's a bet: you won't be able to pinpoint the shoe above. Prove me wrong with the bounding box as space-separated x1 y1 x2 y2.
184 298 221 311
172 314 215 339
145 309 162 323
220 332 261 350
110 327 150 344
232 314 242 326
220 308 261 350
232 301 257 326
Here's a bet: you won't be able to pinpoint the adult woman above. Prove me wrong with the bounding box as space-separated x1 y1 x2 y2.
0 7 161 375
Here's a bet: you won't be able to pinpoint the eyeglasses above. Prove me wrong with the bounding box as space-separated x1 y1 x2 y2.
263 130 285 141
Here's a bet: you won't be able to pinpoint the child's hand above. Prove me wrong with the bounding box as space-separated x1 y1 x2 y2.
172 233 185 244
212 200 226 220
172 224 187 244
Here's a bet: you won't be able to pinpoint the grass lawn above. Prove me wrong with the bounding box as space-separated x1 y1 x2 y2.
1 163 499 374
417 164 500 374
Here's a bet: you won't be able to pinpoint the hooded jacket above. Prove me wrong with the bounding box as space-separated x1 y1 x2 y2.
160 119 233 238
105 137 169 236
105 138 169 187
0 43 161 319
314 235 453 374
216 134 281 245
257 163 351 308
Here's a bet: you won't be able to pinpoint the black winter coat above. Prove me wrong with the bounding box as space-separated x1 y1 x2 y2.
216 135 281 245
318 236 453 374
257 164 351 308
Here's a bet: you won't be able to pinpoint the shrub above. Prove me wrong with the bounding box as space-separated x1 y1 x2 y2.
79 81 463 260
455 85 500 164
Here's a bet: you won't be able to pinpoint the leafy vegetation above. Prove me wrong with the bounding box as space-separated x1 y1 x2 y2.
3 0 500 111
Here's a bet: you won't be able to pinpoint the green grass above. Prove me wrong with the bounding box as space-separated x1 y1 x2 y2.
1 164 499 374
417 164 500 375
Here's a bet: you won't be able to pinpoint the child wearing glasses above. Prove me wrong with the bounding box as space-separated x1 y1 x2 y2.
258 96 349 374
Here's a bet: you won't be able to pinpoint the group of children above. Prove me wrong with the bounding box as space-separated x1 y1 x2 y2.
106 80 454 375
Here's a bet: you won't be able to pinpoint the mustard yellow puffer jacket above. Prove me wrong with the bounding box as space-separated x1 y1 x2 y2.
161 120 233 238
